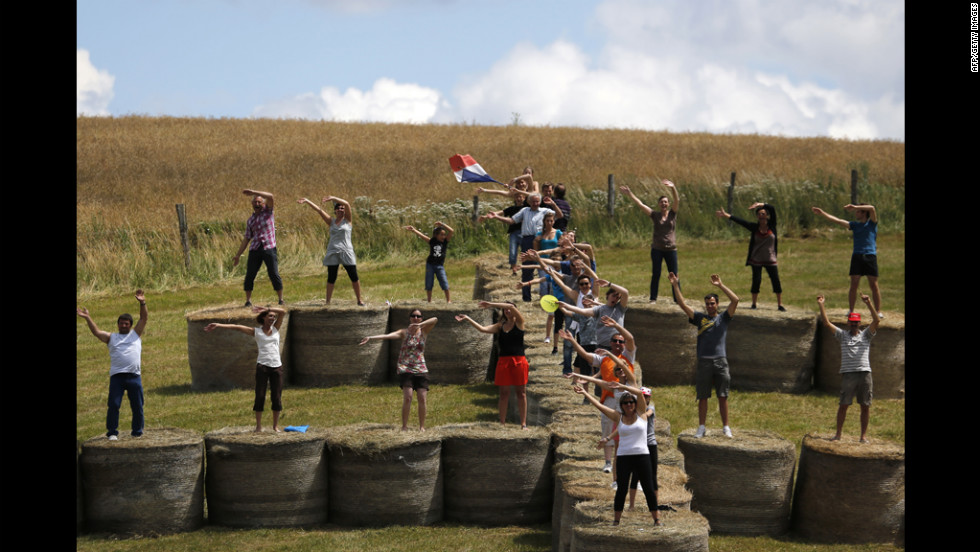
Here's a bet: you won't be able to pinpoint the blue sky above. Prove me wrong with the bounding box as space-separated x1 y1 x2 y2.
77 0 905 141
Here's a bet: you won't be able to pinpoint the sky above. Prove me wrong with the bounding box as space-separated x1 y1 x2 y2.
77 0 905 141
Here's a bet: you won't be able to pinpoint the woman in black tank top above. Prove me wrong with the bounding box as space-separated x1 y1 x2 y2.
455 301 530 429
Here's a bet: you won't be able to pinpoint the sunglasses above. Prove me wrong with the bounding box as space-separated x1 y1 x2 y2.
621 400 636 405
410 314 423 318
610 338 626 344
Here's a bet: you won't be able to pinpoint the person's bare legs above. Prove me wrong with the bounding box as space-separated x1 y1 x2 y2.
832 404 849 440
417 388 428 431
272 410 281 432
867 276 882 314
751 292 759 308
352 280 364 305
325 282 334 304
698 398 709 426
859 404 870 443
254 411 263 432
718 396 729 427
426 289 433 303
498 386 510 424
516 385 528 429
401 386 414 430
443 289 451 303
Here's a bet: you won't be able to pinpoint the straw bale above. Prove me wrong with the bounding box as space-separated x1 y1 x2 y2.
676 428 796 535
288 302 389 386
324 423 443 526
654 417 673 452
791 433 905 544
186 305 291 390
76 441 83 533
204 426 328 527
570 500 710 552
387 302 493 385
815 312 905 399
80 428 205 536
440 422 554 525
554 459 608 552
722 307 817 393
659 446 685 471
623 303 698 386
555 435 604 463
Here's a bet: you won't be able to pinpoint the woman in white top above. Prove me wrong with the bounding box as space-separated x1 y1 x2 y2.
575 382 661 526
298 195 364 305
204 305 286 432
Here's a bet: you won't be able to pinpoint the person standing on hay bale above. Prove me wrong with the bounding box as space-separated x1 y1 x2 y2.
620 179 680 304
203 305 287 432
605 384 659 512
476 191 528 276
455 301 530 429
555 278 629 351
483 192 563 302
817 293 880 443
810 204 883 317
574 385 661 526
232 189 284 307
559 315 636 475
403 222 455 303
359 309 438 431
716 202 785 311
668 272 739 439
77 289 149 440
298 196 364 306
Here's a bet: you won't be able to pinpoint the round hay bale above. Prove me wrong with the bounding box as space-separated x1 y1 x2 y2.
553 458 601 552
472 261 496 300
676 428 796 535
186 305 291 391
654 417 673 452
441 422 553 525
555 436 604 463
80 428 205 536
791 433 905 544
571 500 710 552
324 423 443 526
722 307 817 393
387 302 493 385
659 446 685 471
815 312 905 399
204 426 328 528
549 408 601 448
288 302 389 386
623 303 698 386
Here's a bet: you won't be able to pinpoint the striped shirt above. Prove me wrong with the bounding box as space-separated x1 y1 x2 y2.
835 327 874 373
245 206 276 251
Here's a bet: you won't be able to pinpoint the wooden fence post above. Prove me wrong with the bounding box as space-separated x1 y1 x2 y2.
176 204 191 270
607 174 615 217
472 195 479 223
727 172 736 224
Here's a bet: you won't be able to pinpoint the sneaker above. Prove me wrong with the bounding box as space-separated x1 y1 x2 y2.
723 426 733 438
544 337 551 344
278 300 285 305
878 312 885 319
693 425 706 438
603 461 612 473
551 348 558 355
778 305 786 312
108 435 118 441
750 304 757 309
244 301 252 307
637 482 643 491
611 481 618 490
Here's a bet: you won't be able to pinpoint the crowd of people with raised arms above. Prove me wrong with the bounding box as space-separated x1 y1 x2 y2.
77 170 886 527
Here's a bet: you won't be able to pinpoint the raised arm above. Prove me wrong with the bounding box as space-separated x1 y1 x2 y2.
861 294 881 333
76 307 110 344
845 204 878 223
668 272 695 320
573 385 621 422
435 221 455 240
403 225 431 243
816 295 837 332
253 305 286 330
557 329 596 365
298 197 332 224
359 328 406 345
244 189 274 210
663 179 679 212
600 315 635 353
711 274 739 316
203 322 255 336
324 195 353 223
556 300 593 318
453 313 500 334
133 289 148 336
486 211 517 226
619 185 654 217
811 206 850 228
596 280 630 309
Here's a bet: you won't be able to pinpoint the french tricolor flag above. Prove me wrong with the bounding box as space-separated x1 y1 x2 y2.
449 154 500 184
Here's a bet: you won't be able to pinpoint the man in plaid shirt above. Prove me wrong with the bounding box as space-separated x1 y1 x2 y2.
233 189 284 306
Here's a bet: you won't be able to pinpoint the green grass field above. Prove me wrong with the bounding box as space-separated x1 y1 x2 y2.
76 233 904 551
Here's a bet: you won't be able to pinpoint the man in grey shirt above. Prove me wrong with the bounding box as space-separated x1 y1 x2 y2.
817 293 880 443
669 273 739 438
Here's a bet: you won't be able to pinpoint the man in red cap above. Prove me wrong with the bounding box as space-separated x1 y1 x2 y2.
817 293 880 443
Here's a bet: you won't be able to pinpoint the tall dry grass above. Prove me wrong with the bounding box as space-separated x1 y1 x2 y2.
77 116 904 296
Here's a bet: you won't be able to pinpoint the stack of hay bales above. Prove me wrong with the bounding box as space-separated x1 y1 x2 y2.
204 426 328 528
186 305 291 390
815 311 905 398
386 302 493 385
79 428 205 536
677 429 796 536
288 301 389 386
571 500 710 552
440 422 553 525
791 434 905 545
325 423 443 526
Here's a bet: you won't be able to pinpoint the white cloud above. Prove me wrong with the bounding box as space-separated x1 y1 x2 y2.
77 49 115 116
252 78 449 124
